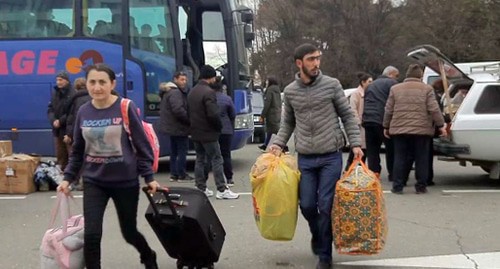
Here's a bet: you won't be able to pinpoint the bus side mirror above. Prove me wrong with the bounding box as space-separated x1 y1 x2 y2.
244 24 255 48
241 11 254 24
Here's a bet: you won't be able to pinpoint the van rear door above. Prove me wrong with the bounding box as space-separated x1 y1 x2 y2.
407 45 473 84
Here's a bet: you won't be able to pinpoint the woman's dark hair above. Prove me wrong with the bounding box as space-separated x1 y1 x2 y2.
267 76 279 87
210 76 223 91
356 72 372 85
85 63 116 81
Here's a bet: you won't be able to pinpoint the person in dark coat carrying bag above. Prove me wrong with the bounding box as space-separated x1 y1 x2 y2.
269 43 363 269
259 76 282 150
57 64 160 269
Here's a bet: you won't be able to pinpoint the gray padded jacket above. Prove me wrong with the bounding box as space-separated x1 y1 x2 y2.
274 71 361 154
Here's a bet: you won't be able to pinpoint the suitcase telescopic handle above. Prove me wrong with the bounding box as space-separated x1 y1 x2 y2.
142 187 180 220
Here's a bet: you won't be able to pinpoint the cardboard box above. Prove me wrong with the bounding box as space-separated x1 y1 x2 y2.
0 154 40 194
0 140 13 157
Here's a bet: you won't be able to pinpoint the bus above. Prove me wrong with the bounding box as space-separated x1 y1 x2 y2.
0 0 255 156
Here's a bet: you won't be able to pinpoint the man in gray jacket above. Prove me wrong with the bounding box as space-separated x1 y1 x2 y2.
270 43 363 269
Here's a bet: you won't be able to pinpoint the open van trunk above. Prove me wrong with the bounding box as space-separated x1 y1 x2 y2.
407 45 500 179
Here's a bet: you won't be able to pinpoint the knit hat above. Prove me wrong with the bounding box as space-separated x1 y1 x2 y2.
56 70 70 82
199 65 216 80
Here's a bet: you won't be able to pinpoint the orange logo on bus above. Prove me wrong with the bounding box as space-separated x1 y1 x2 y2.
66 50 104 74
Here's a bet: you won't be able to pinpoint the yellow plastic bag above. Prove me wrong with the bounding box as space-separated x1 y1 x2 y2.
332 158 387 255
250 153 300 241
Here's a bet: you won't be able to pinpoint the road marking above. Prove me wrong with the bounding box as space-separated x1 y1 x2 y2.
337 251 500 268
50 195 83 199
239 191 393 196
0 196 26 200
443 189 500 194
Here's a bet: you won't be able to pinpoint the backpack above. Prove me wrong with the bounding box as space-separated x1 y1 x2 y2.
120 98 160 172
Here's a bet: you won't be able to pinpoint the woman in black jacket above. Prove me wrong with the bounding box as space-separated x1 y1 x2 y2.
63 77 91 190
64 77 92 146
259 76 282 150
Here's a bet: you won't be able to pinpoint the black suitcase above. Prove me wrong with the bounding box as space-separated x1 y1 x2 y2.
142 187 225 269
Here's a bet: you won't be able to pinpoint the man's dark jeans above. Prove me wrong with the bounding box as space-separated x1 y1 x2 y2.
219 134 233 181
392 134 432 192
169 135 189 178
365 124 394 180
298 151 343 264
194 141 226 192
83 182 153 269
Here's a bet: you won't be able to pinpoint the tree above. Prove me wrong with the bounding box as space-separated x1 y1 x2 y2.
251 0 500 88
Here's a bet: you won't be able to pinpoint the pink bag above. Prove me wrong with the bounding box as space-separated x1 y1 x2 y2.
40 192 84 269
121 98 160 172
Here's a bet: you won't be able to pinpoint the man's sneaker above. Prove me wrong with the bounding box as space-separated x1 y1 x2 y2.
226 180 235 187
169 175 178 182
177 174 194 183
216 188 239 200
203 188 214 197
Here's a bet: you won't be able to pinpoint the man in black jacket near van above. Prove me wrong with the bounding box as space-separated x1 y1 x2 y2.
187 65 239 200
362 66 399 181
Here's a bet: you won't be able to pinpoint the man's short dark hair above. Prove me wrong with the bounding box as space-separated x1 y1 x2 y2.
173 71 187 79
199 65 216 80
294 43 319 61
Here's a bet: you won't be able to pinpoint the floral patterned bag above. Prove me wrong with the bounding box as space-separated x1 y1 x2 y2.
332 158 387 255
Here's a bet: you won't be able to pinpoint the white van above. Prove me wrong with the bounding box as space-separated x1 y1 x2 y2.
408 45 500 179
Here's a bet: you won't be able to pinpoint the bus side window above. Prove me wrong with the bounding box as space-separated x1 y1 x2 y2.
138 23 160 53
92 20 109 38
0 22 8 37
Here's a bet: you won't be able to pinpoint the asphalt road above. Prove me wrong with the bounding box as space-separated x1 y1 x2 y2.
1 143 500 269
